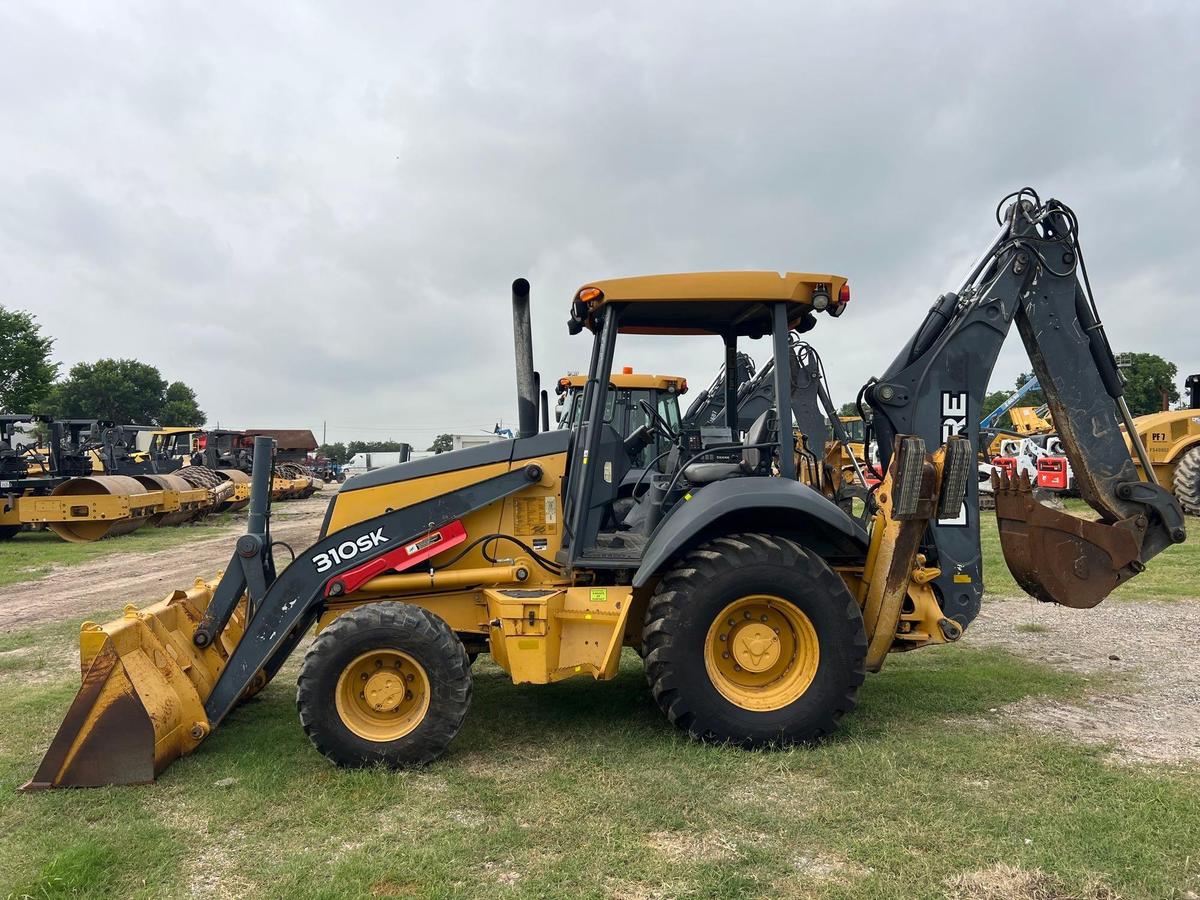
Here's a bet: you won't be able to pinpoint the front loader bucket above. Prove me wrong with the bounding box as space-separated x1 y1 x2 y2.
24 578 247 790
993 471 1144 609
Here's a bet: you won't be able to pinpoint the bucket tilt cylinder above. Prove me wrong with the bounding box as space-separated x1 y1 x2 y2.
192 436 278 649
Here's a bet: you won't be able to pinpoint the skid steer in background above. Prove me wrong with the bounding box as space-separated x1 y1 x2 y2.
28 191 1186 789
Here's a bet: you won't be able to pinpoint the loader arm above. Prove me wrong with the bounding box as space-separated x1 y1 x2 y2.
868 191 1184 626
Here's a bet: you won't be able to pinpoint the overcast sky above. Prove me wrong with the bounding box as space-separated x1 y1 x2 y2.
2 2 1196 448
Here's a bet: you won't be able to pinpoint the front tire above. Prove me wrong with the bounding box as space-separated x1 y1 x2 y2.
297 602 471 768
642 533 866 747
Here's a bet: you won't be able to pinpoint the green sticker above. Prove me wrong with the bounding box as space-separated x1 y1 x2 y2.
589 588 607 603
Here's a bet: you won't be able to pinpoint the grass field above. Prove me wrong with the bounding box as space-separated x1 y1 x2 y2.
2 631 1198 899
0 515 233 589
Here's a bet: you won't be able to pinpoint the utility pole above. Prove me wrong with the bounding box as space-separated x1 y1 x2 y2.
322 420 326 445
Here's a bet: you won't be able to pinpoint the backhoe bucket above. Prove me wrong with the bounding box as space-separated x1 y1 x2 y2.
993 471 1143 609
23 577 246 790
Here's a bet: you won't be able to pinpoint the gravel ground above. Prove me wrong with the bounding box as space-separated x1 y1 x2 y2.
968 596 1200 765
0 491 330 630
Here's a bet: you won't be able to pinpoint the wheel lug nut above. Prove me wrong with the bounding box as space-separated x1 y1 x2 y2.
744 611 752 619
728 618 735 626
719 634 727 642
405 690 413 701
361 672 368 681
359 691 365 699
760 615 768 622
722 651 730 659
375 660 382 668
406 673 414 682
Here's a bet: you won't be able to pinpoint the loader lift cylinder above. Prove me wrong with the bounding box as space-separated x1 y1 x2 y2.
247 436 274 537
512 278 538 439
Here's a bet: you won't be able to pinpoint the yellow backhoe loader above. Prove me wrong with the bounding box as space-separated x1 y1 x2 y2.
27 191 1186 789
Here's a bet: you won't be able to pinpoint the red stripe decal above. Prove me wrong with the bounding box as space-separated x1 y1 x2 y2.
324 520 467 597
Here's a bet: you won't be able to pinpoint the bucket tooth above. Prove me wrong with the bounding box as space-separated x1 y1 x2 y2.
994 468 1144 609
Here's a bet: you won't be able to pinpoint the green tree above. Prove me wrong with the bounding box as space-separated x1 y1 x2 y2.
0 304 58 411
48 358 204 425
51 359 166 422
838 402 859 417
346 440 411 456
159 381 205 426
1118 352 1179 415
981 389 1013 424
428 433 454 454
318 442 349 464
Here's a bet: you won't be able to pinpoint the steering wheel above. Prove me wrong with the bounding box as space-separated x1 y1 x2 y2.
638 399 676 440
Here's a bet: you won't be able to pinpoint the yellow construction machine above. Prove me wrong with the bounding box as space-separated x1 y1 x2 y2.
1125 374 1200 516
27 191 1186 788
2 419 215 542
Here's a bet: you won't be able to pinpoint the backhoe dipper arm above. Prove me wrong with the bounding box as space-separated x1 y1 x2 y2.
866 191 1184 627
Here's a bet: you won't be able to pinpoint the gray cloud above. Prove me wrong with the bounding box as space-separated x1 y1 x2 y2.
1 1 1196 446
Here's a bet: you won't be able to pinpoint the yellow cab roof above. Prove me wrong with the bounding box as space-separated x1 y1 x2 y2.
574 271 848 336
557 371 688 393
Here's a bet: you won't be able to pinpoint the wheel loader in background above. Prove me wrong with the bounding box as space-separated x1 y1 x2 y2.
1126 374 1200 516
27 190 1186 789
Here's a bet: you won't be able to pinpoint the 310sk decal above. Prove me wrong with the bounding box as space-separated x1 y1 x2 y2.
312 527 389 572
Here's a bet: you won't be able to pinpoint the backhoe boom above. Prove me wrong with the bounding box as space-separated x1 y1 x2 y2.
868 191 1184 623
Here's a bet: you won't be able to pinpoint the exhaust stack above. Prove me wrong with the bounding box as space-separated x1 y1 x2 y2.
512 278 538 439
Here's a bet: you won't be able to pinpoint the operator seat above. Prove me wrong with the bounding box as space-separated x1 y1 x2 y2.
682 410 775 485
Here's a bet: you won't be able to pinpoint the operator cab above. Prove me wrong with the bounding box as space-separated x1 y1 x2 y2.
558 271 850 568
556 370 687 471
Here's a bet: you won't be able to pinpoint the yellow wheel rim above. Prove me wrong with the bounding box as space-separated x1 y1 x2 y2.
703 595 820 712
335 650 431 742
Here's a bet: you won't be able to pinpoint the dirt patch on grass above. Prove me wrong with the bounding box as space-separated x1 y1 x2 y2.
945 862 1116 899
645 829 739 863
0 493 329 630
969 598 1200 765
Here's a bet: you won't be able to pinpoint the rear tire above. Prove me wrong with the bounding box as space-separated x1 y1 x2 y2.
0 524 20 541
642 533 866 747
297 602 471 768
1174 447 1200 517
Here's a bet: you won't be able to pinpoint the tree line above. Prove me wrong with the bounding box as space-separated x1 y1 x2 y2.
316 434 455 464
1 304 205 425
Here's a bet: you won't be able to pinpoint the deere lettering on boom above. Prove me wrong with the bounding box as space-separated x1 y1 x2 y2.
27 190 1185 788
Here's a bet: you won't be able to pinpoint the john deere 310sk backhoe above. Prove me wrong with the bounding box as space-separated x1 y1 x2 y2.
27 190 1186 788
